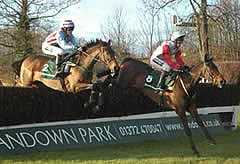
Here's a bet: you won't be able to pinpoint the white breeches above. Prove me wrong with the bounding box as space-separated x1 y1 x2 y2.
150 56 171 72
42 42 74 65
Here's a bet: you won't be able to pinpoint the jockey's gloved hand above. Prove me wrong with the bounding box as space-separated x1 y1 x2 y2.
172 69 183 73
76 46 82 52
182 65 191 72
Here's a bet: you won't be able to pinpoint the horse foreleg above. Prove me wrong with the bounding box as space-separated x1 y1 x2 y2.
188 103 216 145
15 81 34 88
73 83 93 92
178 112 200 157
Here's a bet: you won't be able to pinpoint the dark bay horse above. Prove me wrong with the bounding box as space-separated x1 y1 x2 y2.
115 56 225 156
12 39 119 93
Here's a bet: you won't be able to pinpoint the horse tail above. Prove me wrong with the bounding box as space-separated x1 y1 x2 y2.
11 54 31 76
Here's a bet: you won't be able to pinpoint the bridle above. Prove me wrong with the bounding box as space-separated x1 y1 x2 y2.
201 62 220 84
186 61 219 83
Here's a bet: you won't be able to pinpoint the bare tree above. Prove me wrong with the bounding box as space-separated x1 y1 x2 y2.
100 7 138 60
144 0 213 61
208 0 240 61
137 0 163 57
0 0 82 59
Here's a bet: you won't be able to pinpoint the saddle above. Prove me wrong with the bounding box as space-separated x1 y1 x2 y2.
144 70 178 91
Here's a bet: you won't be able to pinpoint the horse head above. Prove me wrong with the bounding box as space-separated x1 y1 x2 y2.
202 56 226 88
188 56 225 88
79 39 119 74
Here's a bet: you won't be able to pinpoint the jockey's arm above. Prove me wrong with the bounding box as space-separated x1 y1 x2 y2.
175 50 185 67
57 32 75 50
70 35 79 48
162 45 181 70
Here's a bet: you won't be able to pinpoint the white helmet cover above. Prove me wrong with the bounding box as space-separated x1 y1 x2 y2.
61 20 75 29
171 31 185 41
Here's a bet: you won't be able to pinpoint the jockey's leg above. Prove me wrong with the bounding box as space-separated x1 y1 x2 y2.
156 71 165 89
150 57 171 90
42 43 64 75
55 55 62 73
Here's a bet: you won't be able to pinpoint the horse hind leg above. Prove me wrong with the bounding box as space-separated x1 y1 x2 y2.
178 111 200 157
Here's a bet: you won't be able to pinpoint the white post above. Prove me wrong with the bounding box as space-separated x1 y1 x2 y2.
232 106 240 130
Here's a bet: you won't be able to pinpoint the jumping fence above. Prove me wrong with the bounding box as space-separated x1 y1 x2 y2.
0 84 239 153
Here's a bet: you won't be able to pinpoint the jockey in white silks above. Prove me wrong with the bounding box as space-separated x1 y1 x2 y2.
150 31 190 88
42 19 80 75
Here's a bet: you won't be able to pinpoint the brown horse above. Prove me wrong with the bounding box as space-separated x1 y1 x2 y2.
12 39 119 93
115 56 225 157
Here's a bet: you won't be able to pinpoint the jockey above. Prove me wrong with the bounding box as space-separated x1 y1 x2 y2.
42 19 80 75
150 31 190 88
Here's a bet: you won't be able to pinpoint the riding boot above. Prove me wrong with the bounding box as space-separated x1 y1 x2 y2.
55 56 62 76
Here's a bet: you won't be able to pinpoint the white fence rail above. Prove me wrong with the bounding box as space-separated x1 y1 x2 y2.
0 105 239 130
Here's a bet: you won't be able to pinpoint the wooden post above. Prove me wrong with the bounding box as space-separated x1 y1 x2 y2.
173 0 210 62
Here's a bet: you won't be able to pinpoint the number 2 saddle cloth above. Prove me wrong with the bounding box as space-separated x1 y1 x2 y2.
40 58 76 80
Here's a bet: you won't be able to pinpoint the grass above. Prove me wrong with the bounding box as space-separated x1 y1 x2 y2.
0 113 239 164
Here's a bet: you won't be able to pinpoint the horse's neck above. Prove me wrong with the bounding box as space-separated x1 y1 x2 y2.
75 49 98 69
190 62 204 84
179 62 204 94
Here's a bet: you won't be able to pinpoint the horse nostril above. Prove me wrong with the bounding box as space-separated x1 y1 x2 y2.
221 80 226 85
114 66 119 72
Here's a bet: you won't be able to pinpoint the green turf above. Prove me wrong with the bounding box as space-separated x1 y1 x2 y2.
0 112 239 164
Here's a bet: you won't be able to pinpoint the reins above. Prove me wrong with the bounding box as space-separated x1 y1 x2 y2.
68 45 114 74
177 60 220 98
178 76 190 97
177 61 211 98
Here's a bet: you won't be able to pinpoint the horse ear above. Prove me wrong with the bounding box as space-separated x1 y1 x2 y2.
204 55 213 62
108 39 112 46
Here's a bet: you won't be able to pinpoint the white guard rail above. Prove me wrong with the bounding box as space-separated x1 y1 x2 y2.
0 106 239 130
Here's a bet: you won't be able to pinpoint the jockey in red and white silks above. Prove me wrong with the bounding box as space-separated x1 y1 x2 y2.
42 19 79 73
150 31 186 73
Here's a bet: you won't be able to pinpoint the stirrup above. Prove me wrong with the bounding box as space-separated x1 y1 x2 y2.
154 86 163 93
166 80 175 90
54 67 62 76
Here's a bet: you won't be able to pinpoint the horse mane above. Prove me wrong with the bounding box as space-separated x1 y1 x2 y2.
84 39 107 49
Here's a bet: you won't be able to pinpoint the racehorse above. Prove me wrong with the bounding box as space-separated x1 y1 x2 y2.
12 39 119 93
115 56 225 157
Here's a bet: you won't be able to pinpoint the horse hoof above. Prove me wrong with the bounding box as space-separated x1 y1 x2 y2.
92 105 100 113
84 102 90 108
194 152 201 157
209 139 216 145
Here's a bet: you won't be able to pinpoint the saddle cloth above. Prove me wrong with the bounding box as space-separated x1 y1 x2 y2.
144 70 178 91
40 58 76 80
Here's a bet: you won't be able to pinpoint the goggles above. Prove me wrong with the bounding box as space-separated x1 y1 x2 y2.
66 27 74 31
